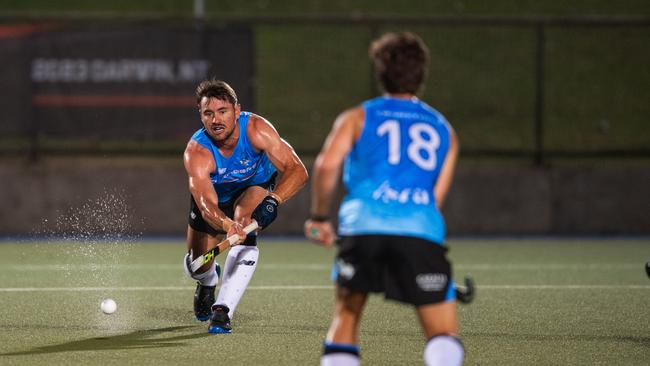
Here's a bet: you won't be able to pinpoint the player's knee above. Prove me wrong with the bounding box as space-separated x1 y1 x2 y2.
241 245 260 263
227 244 259 263
424 334 464 366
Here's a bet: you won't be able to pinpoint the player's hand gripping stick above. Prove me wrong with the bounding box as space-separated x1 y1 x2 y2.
189 220 259 273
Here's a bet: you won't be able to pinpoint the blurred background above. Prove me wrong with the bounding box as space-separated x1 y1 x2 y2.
0 0 648 237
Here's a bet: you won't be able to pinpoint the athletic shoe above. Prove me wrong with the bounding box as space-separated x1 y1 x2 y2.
208 304 232 334
194 283 215 321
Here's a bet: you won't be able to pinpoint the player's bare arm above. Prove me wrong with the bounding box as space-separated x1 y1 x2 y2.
183 140 246 240
247 114 308 204
434 126 459 208
304 107 364 246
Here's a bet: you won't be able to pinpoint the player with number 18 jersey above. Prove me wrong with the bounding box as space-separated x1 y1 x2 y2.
339 95 451 245
305 32 464 366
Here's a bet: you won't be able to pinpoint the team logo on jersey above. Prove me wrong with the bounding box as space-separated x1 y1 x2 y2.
415 273 447 291
336 259 356 280
239 159 250 165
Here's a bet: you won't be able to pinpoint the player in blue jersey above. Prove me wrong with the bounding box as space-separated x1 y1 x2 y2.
183 79 308 333
304 32 463 365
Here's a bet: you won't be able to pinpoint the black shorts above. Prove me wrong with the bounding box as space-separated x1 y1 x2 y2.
334 235 455 306
188 173 277 236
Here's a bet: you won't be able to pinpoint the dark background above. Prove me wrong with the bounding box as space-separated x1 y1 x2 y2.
0 1 648 236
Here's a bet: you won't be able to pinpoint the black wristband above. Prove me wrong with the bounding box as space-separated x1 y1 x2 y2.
264 195 280 207
251 195 280 230
310 215 330 222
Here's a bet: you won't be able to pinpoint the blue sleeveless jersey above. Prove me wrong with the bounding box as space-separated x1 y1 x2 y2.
338 97 452 244
191 111 277 203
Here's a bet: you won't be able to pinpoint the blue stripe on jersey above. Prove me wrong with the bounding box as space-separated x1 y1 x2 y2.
191 111 277 203
338 96 451 244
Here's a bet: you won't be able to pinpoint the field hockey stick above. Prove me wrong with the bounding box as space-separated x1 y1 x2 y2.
189 220 259 273
455 275 475 304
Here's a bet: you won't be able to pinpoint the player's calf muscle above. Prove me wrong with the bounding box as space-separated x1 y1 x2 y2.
417 302 459 338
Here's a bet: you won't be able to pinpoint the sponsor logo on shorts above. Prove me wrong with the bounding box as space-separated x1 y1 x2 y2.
190 211 196 220
336 259 356 280
416 273 447 291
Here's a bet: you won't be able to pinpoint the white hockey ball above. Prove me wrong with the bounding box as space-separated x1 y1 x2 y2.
100 298 117 314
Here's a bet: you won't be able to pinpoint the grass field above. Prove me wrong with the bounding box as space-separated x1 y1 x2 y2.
0 238 648 365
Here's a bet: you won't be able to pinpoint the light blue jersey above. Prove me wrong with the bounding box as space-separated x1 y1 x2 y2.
338 96 452 244
191 111 277 203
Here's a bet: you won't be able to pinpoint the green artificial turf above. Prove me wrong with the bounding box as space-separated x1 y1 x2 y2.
0 238 648 365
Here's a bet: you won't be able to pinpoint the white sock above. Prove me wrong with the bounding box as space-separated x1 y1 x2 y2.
183 253 218 287
321 353 360 366
424 335 464 366
214 245 259 318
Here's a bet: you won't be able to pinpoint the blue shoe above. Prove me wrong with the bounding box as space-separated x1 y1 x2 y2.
208 305 232 334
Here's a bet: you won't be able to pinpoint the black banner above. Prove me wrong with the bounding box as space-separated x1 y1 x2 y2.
0 22 253 144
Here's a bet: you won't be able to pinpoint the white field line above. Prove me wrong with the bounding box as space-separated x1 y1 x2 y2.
457 264 644 270
0 285 331 292
0 284 649 292
0 264 331 271
0 263 644 271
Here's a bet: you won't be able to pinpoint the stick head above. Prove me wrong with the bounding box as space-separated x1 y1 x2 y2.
456 276 475 304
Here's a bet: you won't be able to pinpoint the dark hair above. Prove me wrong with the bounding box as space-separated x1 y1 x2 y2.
195 79 238 106
369 32 430 94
